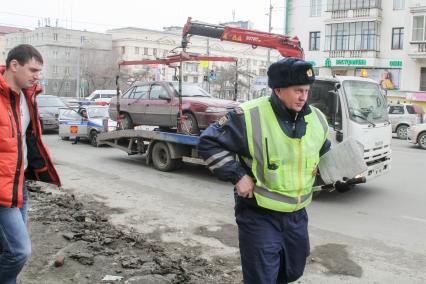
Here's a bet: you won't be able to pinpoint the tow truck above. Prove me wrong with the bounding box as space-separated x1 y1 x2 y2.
98 17 391 190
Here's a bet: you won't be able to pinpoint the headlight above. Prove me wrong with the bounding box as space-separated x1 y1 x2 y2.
205 107 228 113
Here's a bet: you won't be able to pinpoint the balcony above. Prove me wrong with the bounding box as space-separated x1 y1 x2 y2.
408 42 426 59
325 8 382 23
327 50 379 58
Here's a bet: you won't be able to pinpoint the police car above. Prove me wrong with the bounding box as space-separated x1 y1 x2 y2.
58 105 117 147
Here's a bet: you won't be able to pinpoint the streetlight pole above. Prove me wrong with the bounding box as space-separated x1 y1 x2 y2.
267 0 273 67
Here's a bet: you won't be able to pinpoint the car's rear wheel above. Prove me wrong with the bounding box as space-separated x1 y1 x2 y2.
89 130 98 147
121 113 134 130
151 142 180 171
396 124 408 139
418 132 426 149
181 113 200 135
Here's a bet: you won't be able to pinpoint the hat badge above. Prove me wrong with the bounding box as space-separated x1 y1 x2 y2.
306 68 313 77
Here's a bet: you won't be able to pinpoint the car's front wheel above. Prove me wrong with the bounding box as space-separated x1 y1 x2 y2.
89 130 98 147
418 132 426 149
396 124 408 139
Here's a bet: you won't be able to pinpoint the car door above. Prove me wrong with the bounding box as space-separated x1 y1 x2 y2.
144 84 173 126
126 85 150 125
58 108 87 138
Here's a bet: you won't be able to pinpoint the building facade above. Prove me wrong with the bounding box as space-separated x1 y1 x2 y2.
0 26 31 66
287 0 426 92
4 27 113 97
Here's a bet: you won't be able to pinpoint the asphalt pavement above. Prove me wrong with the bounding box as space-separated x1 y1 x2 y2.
42 133 426 283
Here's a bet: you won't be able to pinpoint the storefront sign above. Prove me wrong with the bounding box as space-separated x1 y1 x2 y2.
389 60 402 67
335 59 367 66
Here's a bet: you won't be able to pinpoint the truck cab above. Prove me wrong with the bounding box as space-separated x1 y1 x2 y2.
308 76 391 182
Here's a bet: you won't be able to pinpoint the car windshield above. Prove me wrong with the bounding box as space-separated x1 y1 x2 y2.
342 80 388 125
87 107 108 118
170 83 212 97
37 96 67 107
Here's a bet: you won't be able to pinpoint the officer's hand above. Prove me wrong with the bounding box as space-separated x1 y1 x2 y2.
236 175 255 198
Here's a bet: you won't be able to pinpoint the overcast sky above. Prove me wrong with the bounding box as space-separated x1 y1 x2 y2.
0 0 291 34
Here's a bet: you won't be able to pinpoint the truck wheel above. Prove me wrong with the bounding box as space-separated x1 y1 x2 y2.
89 130 99 147
121 113 134 130
181 113 200 135
418 132 426 149
396 125 408 139
151 142 179 171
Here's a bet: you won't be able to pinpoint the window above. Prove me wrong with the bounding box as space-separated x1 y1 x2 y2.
66 34 71 40
65 67 70 75
121 87 135 99
184 63 198 72
149 85 168 100
393 0 404 10
183 75 188 82
326 0 381 11
153 48 157 57
135 47 139 54
392 27 404 49
144 47 149 55
309 31 321 50
64 81 70 92
413 16 425 41
132 85 149 99
53 33 58 41
66 51 70 58
193 76 199 83
325 21 379 51
53 51 58 59
121 46 126 54
388 105 404 114
308 80 342 127
53 66 58 74
311 0 322 17
81 36 86 43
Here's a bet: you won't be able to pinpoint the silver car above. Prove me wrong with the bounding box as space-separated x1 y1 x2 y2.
388 104 424 139
407 123 426 149
58 105 117 146
36 95 67 132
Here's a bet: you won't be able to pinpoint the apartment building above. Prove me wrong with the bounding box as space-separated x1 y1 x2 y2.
4 27 113 97
0 26 31 65
287 0 426 91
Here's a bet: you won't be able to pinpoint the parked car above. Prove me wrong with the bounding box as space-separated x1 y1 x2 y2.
86 90 117 104
407 123 426 149
59 97 80 107
58 105 117 146
388 103 424 139
36 95 67 132
109 81 239 134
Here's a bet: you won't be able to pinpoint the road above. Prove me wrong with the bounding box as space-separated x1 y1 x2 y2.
42 133 426 283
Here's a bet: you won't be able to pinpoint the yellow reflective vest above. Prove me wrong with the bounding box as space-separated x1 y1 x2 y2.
240 96 329 212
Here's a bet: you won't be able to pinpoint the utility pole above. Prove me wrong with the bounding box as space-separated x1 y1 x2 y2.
76 46 80 99
267 0 273 67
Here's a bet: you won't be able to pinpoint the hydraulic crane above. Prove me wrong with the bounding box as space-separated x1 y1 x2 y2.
182 17 304 59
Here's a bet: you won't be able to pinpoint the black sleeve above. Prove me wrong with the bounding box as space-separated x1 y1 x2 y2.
198 109 250 185
319 138 331 157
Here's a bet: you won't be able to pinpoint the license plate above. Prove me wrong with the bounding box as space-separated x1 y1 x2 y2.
70 125 78 134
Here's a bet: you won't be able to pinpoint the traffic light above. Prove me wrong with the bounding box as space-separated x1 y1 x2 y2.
209 69 216 81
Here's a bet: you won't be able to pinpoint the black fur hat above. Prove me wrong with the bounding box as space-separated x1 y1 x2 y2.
267 57 315 89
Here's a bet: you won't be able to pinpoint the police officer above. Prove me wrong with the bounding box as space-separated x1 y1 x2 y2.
198 57 331 283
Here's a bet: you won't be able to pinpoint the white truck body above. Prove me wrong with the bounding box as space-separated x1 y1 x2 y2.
309 76 391 186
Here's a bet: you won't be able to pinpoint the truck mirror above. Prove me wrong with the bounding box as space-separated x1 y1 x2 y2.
328 90 339 129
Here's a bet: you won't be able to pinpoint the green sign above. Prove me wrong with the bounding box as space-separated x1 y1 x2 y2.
389 60 402 67
324 58 332 67
335 59 367 66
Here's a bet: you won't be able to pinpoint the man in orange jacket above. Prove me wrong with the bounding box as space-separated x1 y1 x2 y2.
0 44 60 283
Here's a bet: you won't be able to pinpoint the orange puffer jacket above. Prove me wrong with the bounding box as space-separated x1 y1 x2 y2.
0 66 60 208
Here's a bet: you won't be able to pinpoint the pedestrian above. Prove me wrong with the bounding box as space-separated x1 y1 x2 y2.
0 44 61 283
198 57 331 283
71 108 87 144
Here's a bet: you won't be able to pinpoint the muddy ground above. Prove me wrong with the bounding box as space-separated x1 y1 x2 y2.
19 182 242 284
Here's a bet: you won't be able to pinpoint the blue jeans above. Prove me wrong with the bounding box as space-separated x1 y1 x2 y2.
0 181 31 284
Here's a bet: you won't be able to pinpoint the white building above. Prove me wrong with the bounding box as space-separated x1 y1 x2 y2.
4 26 113 97
287 0 426 91
108 26 279 100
